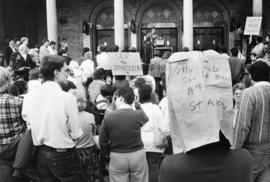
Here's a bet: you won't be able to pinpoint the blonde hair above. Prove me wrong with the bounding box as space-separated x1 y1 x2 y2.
69 89 87 111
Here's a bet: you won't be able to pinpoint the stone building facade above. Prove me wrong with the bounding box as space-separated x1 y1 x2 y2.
1 0 270 59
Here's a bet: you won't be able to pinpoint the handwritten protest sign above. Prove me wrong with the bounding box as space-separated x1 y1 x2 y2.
166 50 233 153
244 16 262 35
107 52 143 76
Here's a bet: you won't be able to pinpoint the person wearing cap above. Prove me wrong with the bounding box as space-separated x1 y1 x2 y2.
22 55 84 181
234 61 270 182
0 66 25 156
149 50 163 101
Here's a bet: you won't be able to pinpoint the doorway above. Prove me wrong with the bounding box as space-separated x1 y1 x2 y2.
194 27 224 51
140 27 178 63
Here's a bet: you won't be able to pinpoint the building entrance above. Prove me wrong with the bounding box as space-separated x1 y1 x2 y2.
194 27 224 50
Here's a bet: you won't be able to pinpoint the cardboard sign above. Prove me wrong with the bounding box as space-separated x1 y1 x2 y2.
166 50 233 153
107 52 143 76
244 16 262 35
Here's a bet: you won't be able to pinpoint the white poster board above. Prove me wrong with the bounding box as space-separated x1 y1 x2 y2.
166 50 233 153
107 52 143 76
244 16 262 35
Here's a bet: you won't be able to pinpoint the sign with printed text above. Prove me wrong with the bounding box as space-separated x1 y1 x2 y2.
107 52 143 76
166 50 233 153
244 16 262 35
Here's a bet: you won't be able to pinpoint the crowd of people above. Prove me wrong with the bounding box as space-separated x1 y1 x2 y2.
0 35 270 182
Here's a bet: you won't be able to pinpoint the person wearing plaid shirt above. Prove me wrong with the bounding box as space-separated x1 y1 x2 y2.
0 67 26 154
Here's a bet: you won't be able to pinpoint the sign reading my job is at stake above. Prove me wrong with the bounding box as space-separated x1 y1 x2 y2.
166 50 233 153
107 52 143 76
244 16 262 35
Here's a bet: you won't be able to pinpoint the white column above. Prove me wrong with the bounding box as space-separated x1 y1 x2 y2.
114 0 124 51
253 0 263 16
183 0 193 50
46 0 58 44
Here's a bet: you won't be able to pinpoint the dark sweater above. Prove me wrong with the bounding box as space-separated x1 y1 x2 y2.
160 142 253 182
99 108 148 153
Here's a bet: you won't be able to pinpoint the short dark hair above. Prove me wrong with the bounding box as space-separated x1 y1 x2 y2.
248 61 270 82
138 84 152 104
257 36 263 43
50 41 56 46
29 68 40 80
13 80 27 95
99 45 107 52
116 87 135 105
93 68 105 80
101 84 116 97
182 47 189 52
58 80 77 92
82 47 90 56
115 75 126 81
230 48 238 57
111 45 119 52
40 55 66 81
220 46 227 54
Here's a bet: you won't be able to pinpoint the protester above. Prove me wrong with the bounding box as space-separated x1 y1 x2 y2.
27 68 41 93
39 39 50 62
22 55 84 181
252 36 265 59
234 61 270 181
0 67 27 181
99 87 149 182
136 84 169 182
220 46 230 59
3 39 17 67
80 51 95 85
0 67 25 156
96 45 110 70
148 50 163 101
88 68 106 103
232 83 246 128
113 75 129 90
229 48 246 86
48 41 57 55
67 88 99 182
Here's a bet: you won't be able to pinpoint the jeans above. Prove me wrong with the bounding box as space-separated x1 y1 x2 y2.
36 145 84 182
146 152 163 182
245 142 270 182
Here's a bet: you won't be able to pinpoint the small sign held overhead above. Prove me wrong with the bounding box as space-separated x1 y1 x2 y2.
244 16 262 35
108 52 143 76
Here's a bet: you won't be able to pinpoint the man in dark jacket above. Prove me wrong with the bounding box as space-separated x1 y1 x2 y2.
228 48 245 86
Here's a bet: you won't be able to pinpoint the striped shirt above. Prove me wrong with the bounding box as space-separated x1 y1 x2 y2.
234 82 270 148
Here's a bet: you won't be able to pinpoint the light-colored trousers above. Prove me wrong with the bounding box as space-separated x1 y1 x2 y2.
109 149 148 182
